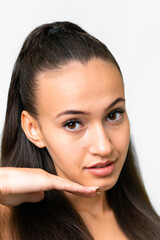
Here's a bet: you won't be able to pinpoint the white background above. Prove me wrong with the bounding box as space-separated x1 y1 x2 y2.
0 0 160 214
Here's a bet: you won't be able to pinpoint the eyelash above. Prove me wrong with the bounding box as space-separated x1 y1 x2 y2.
63 108 125 132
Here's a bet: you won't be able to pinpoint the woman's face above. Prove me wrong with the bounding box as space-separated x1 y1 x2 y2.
35 58 130 191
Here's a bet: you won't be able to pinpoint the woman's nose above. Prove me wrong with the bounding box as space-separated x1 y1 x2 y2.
88 124 113 157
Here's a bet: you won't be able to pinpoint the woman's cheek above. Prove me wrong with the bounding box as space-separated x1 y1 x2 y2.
45 134 79 165
111 120 130 159
120 120 130 161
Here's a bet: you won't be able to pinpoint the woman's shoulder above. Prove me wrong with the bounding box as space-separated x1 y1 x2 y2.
0 204 12 239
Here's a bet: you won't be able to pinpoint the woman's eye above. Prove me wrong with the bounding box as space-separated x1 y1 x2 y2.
63 120 82 131
107 109 124 122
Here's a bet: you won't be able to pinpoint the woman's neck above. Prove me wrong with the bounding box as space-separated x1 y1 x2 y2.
64 191 128 240
64 190 110 217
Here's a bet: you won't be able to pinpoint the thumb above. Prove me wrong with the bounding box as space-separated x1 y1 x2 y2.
25 191 45 203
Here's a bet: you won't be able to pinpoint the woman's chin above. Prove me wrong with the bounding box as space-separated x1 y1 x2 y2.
85 177 119 192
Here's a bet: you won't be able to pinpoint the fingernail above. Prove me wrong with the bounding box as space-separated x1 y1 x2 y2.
90 186 100 191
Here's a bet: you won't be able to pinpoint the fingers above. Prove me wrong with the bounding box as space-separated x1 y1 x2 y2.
37 171 100 197
51 177 99 197
25 170 99 198
25 191 45 203
0 168 96 193
0 167 99 206
0 192 45 206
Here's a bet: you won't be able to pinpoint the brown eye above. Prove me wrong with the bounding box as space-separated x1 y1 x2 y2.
63 120 82 131
67 122 76 129
108 112 117 121
107 109 125 122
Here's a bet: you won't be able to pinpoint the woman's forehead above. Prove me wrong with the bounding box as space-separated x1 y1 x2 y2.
36 59 124 115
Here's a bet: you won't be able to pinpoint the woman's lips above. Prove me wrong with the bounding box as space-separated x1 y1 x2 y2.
85 161 116 177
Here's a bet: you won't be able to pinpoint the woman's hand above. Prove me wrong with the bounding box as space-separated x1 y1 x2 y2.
0 167 99 206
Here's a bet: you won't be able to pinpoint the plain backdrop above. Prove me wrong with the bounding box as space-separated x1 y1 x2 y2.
0 0 160 214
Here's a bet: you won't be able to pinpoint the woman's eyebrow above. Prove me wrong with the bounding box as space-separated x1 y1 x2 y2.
56 97 125 118
56 110 89 118
104 97 125 111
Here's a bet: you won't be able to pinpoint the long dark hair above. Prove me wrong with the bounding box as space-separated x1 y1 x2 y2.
1 21 160 240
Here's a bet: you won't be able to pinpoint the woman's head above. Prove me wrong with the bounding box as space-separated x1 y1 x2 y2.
2 21 130 191
22 58 130 191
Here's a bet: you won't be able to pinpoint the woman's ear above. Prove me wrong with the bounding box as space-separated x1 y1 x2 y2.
21 110 46 148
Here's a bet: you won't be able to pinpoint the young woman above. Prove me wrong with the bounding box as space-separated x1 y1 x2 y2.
0 21 159 240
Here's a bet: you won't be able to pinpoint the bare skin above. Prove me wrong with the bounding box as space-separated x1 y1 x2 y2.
0 59 130 239
0 204 12 239
66 192 128 240
0 167 98 206
83 208 128 240
0 168 98 239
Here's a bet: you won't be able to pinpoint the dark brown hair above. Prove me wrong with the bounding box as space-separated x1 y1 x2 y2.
1 21 160 240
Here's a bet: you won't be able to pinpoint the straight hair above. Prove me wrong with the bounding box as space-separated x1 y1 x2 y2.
1 21 160 239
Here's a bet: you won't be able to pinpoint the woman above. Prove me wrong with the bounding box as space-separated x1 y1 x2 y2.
0 21 159 240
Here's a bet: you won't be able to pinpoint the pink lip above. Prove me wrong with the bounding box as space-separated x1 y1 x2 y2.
85 161 116 177
88 161 114 168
